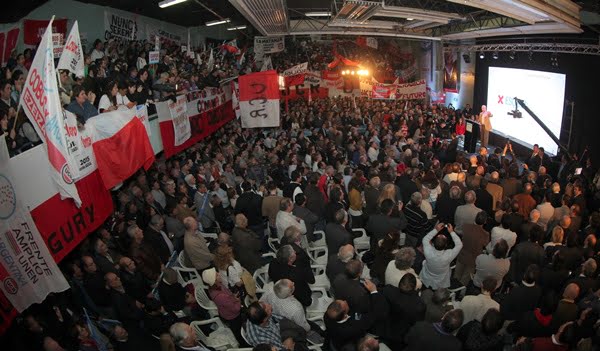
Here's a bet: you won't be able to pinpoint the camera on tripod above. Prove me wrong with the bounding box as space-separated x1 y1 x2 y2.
508 110 522 118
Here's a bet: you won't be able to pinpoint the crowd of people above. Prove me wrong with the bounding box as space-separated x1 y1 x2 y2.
3 29 600 351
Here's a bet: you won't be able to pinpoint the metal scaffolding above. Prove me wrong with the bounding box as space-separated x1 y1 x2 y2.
443 43 600 56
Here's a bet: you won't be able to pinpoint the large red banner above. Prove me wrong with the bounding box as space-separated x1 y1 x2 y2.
23 19 68 46
0 28 19 66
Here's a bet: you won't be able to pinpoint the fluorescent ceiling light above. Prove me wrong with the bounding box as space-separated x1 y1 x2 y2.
159 0 188 8
406 18 414 21
206 18 231 26
306 12 331 17
227 25 247 30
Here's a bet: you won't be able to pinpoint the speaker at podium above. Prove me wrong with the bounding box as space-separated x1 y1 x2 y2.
464 119 480 153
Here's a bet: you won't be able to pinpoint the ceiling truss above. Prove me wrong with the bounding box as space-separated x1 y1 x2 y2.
445 42 600 55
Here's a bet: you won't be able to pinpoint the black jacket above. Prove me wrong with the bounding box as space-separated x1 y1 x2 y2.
268 256 315 307
404 321 462 351
231 227 263 274
325 223 352 257
235 191 264 226
365 213 408 248
332 275 370 314
157 280 187 312
500 284 542 320
382 287 426 341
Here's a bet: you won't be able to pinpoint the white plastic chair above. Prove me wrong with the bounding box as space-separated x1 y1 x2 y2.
193 282 219 317
310 230 326 248
172 266 200 286
306 286 333 319
310 265 330 290
352 228 370 251
307 246 328 265
267 237 280 252
190 318 239 350
253 265 270 292
178 250 188 267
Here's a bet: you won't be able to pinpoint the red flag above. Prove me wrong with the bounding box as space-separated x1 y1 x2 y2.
283 62 308 86
87 110 155 189
239 70 280 128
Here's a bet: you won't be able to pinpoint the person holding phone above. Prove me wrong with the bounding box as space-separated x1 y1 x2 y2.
419 222 463 290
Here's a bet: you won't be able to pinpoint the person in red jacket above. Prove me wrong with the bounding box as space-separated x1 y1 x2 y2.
455 117 466 136
318 166 335 202
517 321 576 351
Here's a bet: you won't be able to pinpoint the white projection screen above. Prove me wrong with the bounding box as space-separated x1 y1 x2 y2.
486 67 566 155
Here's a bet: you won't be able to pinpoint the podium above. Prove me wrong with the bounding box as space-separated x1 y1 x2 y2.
464 119 480 153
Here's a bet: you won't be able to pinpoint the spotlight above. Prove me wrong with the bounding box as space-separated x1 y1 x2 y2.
528 50 534 61
551 53 559 67
479 51 485 59
509 50 516 60
462 53 471 63
492 51 499 60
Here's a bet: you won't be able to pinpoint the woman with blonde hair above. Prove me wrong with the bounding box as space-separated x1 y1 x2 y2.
213 245 246 297
377 183 397 208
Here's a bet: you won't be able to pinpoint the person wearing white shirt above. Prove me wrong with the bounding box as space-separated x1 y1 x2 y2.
419 223 463 289
260 279 310 331
536 192 555 230
454 277 500 325
98 80 119 113
275 198 307 240
367 142 379 163
486 215 517 253
385 247 422 290
454 191 482 235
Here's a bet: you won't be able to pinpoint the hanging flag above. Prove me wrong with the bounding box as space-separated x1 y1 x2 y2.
282 62 308 86
86 109 155 189
237 49 246 69
19 21 82 206
366 37 378 49
207 49 214 71
168 95 190 146
261 56 273 72
57 21 84 78
0 136 70 313
221 39 239 54
239 70 280 128
231 81 241 119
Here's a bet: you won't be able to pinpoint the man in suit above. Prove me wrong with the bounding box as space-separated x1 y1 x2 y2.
304 173 326 219
454 211 490 286
105 272 144 329
326 244 355 283
382 274 426 348
231 214 263 274
487 171 504 211
332 260 371 314
404 309 464 351
325 209 353 256
182 217 214 271
454 190 482 236
511 224 544 284
92 237 119 274
501 165 522 199
262 182 285 235
283 170 304 201
500 264 542 320
234 181 265 236
194 183 216 231
396 169 419 208
292 194 319 243
145 215 174 264
475 178 494 216
479 105 493 148
366 199 409 248
268 245 315 307
118 256 151 302
325 279 388 351
363 176 381 217
169 322 211 351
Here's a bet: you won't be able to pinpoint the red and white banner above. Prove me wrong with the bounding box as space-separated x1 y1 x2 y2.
396 79 427 100
283 62 308 87
156 86 235 158
136 104 151 136
0 138 70 313
168 96 190 146
281 71 328 101
64 111 96 180
222 39 239 54
87 109 155 189
231 81 241 119
372 83 395 99
57 21 85 77
20 21 82 206
239 70 280 128
0 27 20 66
23 19 67 46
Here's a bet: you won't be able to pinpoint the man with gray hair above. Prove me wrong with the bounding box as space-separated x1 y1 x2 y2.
231 214 263 274
486 171 503 211
325 209 352 257
275 198 307 241
145 214 174 264
403 192 432 240
268 245 315 307
327 244 355 283
169 322 210 350
454 190 482 235
385 247 422 290
260 279 310 331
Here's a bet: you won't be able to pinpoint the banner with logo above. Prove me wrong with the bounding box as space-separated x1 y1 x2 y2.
396 79 427 100
0 27 19 66
23 19 67 46
52 33 64 58
20 22 82 206
104 10 143 41
136 105 151 136
322 72 360 97
283 62 308 87
169 95 191 146
57 21 85 77
254 36 284 57
281 71 328 101
0 138 70 315
372 83 396 99
64 111 95 180
148 50 160 64
156 86 235 158
145 24 183 44
239 70 280 128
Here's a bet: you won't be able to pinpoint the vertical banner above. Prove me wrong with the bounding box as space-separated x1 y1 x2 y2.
64 111 96 180
103 10 143 41
0 27 20 66
0 137 70 313
443 51 458 93
52 33 64 58
23 19 67 46
136 104 151 136
169 96 191 146
239 70 280 129
20 22 82 206
254 36 284 58
57 21 84 77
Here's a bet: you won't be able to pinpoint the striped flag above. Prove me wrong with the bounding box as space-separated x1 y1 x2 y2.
239 70 280 128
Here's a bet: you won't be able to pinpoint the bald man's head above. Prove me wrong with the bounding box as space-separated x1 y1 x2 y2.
564 283 580 300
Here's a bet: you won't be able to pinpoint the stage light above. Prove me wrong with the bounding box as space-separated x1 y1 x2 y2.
406 18 414 21
479 51 485 59
528 50 534 61
551 52 559 67
206 18 231 26
351 71 355 75
159 0 187 8
306 12 331 17
492 51 499 59
227 25 247 31
509 50 516 60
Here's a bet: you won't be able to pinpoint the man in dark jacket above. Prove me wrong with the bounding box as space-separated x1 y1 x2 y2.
231 214 263 274
325 209 353 257
324 279 388 351
268 245 315 307
366 199 409 248
332 260 370 314
510 226 545 283
234 181 265 235
404 308 464 351
292 194 319 242
500 264 542 320
382 274 426 348
304 173 326 219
